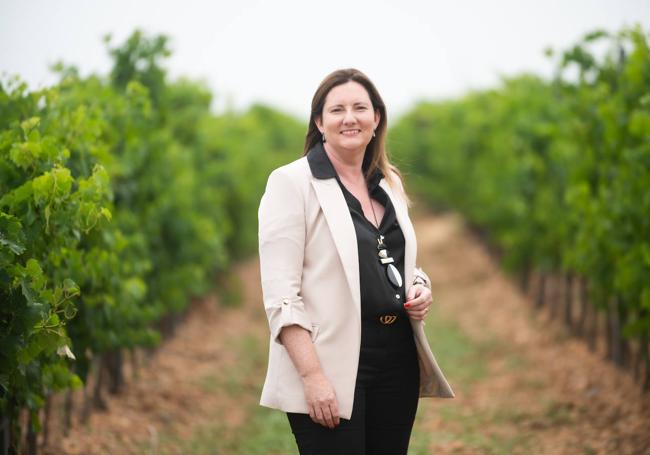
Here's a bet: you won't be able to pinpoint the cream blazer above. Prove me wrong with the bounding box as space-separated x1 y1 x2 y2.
258 155 455 420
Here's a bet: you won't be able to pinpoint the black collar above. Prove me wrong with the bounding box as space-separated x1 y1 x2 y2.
306 142 384 188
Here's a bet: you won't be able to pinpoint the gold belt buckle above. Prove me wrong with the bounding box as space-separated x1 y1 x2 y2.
379 314 397 325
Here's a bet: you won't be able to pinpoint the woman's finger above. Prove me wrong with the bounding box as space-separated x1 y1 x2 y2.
405 299 430 311
406 284 420 301
406 287 431 306
405 296 425 308
405 296 431 311
308 405 317 423
406 306 430 320
321 404 335 428
330 402 340 426
314 405 326 426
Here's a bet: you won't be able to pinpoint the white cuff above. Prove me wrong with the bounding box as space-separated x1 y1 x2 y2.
268 297 313 345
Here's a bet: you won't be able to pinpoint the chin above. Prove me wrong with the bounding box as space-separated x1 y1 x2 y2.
338 137 370 150
339 142 367 152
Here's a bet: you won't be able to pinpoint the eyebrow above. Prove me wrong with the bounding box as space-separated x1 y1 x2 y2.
328 102 371 109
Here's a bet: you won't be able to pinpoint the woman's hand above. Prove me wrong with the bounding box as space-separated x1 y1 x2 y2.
404 284 433 320
302 371 340 429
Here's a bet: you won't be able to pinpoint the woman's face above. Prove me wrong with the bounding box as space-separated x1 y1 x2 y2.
316 81 380 154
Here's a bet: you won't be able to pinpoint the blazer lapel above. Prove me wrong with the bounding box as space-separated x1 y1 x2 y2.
310 177 361 314
308 145 416 316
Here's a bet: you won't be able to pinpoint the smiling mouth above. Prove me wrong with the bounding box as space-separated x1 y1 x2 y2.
341 129 361 136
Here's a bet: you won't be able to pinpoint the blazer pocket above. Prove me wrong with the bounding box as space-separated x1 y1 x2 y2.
310 324 320 343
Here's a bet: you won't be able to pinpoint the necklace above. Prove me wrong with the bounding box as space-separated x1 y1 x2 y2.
369 195 380 229
368 193 403 289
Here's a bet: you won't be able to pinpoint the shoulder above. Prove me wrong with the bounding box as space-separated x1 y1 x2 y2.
385 168 406 196
388 169 405 191
268 156 310 182
384 167 411 208
264 156 311 199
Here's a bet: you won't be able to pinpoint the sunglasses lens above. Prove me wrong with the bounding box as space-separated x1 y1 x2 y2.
386 263 403 288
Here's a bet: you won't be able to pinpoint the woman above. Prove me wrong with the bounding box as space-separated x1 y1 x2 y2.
258 68 454 454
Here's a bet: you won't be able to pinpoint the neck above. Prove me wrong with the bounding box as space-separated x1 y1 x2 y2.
323 143 365 183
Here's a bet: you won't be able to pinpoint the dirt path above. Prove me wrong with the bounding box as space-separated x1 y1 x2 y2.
44 259 270 454
413 213 650 454
45 213 650 454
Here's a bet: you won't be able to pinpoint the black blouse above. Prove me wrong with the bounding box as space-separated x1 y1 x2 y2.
307 143 413 348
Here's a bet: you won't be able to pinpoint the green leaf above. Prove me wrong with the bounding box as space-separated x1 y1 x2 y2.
9 142 41 169
62 300 77 319
0 212 25 256
17 330 62 364
20 117 40 135
32 173 54 205
62 278 80 299
25 259 43 280
100 207 112 221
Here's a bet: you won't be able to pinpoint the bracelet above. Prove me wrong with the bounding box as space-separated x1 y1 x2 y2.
413 277 427 287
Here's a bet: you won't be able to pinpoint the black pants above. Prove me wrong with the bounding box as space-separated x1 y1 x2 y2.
287 339 420 455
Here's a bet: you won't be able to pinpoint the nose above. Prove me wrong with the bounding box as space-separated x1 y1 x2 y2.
342 107 357 124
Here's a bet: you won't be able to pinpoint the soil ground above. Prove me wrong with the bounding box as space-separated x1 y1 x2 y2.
43 212 650 454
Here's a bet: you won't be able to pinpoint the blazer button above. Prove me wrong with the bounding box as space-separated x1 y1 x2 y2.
282 298 289 305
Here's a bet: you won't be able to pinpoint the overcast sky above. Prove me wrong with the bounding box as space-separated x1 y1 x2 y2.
1 0 649 120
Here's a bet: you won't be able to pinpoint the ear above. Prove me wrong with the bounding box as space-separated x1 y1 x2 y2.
315 116 323 133
374 110 381 130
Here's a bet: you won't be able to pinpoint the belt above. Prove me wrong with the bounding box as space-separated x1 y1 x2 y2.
378 314 398 325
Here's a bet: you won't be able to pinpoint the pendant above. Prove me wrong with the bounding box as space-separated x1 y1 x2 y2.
386 263 403 288
377 234 402 288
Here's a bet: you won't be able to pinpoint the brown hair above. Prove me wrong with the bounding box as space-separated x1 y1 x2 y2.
303 68 409 204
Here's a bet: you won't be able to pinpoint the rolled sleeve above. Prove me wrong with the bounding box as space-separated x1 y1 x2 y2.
267 297 313 345
258 168 313 345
